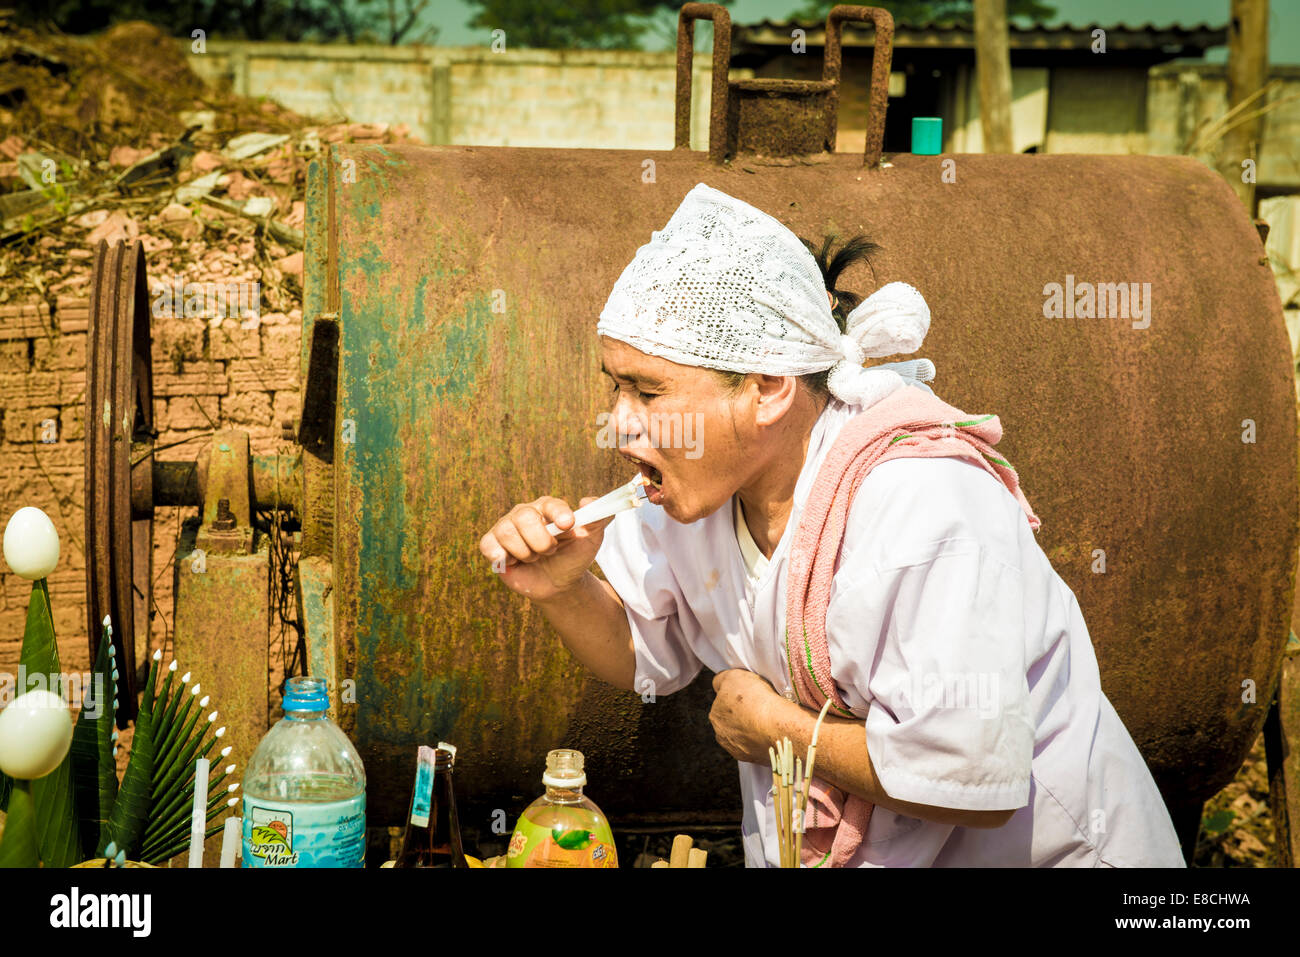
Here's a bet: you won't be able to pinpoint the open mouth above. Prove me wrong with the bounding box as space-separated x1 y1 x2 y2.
623 453 665 503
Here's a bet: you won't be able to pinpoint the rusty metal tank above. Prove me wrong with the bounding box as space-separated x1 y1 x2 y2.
291 3 1298 844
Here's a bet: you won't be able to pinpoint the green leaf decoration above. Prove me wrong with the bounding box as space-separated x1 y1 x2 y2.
20 580 80 868
68 618 119 859
140 767 234 863
0 781 40 868
146 821 226 866
151 688 200 786
100 653 161 858
151 696 209 797
147 662 184 768
0 583 238 867
140 695 231 865
151 713 221 804
144 728 220 845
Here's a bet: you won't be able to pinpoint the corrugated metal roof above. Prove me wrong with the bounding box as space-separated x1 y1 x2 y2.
735 17 1227 51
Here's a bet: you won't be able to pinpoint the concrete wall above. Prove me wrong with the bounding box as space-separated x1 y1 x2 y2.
1044 66 1149 155
185 42 730 151
1148 62 1300 188
947 65 1052 154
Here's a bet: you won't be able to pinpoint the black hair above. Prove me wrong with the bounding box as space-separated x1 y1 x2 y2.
712 232 881 400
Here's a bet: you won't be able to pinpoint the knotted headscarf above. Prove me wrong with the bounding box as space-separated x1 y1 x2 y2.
597 182 935 407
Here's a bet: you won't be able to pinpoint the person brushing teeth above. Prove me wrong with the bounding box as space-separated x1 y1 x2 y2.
480 182 1183 868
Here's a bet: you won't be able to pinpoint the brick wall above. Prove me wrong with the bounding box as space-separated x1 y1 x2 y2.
0 293 300 681
1 300 87 668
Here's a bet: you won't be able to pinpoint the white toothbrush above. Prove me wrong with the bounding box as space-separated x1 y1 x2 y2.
544 474 652 536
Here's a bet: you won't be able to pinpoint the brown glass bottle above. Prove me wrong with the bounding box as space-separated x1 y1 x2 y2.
395 743 467 868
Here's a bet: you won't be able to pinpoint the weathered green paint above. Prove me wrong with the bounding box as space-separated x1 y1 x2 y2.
297 556 336 717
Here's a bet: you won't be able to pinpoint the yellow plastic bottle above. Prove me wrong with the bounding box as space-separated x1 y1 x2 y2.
504 749 618 868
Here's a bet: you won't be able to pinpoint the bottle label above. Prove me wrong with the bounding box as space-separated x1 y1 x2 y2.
242 794 366 868
506 812 617 868
410 746 437 828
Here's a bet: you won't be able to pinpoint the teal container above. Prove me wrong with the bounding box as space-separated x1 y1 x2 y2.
911 117 943 155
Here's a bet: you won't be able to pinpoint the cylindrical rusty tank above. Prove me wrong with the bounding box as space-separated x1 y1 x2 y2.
294 4 1298 842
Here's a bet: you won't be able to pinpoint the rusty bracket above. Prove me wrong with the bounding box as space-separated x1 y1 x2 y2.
675 2 733 164
823 6 895 168
196 429 254 555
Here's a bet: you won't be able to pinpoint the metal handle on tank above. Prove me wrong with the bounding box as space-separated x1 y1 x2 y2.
824 6 895 168
674 2 732 164
674 4 895 168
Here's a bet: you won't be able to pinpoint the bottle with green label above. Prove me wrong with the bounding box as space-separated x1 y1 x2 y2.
505 749 617 868
241 677 366 867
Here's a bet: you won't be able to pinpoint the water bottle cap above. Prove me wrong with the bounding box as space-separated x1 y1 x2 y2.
542 748 586 788
282 676 329 713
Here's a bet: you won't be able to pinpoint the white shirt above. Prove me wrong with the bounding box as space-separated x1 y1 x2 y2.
594 393 1185 867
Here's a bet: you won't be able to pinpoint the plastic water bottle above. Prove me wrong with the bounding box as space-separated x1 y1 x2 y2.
241 676 366 867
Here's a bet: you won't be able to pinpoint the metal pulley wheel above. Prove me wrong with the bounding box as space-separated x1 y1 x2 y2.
86 239 155 726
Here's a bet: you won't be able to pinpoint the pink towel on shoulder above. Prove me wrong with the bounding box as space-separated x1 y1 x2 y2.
785 387 1040 867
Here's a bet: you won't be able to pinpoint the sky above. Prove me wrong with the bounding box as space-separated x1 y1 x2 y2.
415 0 1299 64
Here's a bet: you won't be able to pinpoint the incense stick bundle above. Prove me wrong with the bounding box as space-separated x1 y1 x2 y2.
771 699 835 868
795 700 834 866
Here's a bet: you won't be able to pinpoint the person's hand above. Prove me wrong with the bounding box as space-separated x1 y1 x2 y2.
709 669 785 765
480 496 609 602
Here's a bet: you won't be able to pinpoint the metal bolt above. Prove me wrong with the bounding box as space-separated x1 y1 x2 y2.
213 498 236 531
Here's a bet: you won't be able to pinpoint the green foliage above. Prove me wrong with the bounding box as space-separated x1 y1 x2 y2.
0 579 234 868
788 0 1057 26
70 640 233 864
100 653 159 858
20 581 81 868
0 782 40 868
10 0 436 43
138 669 230 864
68 620 119 858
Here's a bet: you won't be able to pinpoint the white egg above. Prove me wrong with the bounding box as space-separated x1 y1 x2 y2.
2 507 61 581
0 689 74 780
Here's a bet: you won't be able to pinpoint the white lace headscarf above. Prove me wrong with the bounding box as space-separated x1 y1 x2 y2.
597 182 935 408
